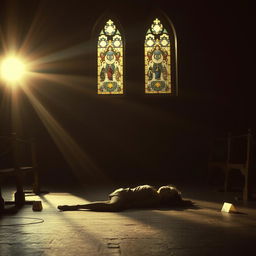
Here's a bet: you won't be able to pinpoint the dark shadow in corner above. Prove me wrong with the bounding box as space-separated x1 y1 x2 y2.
0 205 19 215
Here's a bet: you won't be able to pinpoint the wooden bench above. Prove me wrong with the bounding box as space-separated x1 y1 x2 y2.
0 133 40 210
208 129 254 201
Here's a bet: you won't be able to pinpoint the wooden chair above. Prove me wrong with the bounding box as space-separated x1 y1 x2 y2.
208 129 253 201
0 133 40 210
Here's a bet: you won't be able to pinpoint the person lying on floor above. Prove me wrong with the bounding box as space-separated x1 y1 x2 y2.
57 184 192 212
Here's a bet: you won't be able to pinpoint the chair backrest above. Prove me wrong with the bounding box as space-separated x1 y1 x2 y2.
210 129 253 166
228 130 252 167
0 133 36 170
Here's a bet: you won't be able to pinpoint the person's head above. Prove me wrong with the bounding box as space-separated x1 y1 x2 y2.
157 185 181 203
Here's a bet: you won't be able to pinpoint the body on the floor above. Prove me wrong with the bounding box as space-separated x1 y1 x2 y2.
58 184 192 212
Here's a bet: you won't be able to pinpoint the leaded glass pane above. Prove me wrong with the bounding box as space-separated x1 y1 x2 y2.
145 18 171 94
97 20 123 94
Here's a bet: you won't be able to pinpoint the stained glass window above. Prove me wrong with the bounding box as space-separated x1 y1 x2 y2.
145 18 171 94
97 19 123 94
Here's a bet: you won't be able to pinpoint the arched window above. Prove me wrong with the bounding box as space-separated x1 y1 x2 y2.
145 18 176 94
97 19 123 94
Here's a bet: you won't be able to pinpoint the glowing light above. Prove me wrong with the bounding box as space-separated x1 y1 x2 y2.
0 57 26 83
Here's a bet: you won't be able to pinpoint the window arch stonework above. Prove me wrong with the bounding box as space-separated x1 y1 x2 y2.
145 18 173 94
97 19 124 94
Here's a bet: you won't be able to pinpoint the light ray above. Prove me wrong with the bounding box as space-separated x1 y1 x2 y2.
17 1 49 56
29 41 94 66
26 72 95 95
21 83 108 183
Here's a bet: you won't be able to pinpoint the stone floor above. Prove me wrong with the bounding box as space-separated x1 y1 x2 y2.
0 183 256 256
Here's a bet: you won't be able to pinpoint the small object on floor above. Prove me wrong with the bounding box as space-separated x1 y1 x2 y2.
32 201 43 211
221 202 237 213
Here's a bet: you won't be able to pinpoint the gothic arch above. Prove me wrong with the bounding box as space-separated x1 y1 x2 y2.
92 13 125 95
144 11 178 95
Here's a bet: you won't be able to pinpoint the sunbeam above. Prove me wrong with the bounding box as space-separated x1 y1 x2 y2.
26 72 96 96
21 83 108 183
29 41 94 66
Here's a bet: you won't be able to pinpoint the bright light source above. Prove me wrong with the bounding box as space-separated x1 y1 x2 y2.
1 57 26 83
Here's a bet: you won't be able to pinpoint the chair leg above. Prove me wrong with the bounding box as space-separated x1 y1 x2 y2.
32 168 40 194
0 186 5 211
14 174 25 207
224 168 229 192
243 171 249 201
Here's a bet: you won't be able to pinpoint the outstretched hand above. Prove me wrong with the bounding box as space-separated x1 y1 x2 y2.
58 205 78 211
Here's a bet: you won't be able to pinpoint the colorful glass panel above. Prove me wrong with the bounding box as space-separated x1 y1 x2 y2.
97 20 123 94
145 18 171 94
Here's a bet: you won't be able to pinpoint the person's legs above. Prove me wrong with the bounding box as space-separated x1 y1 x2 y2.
58 195 124 212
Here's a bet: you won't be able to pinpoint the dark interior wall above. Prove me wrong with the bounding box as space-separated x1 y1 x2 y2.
0 0 252 184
